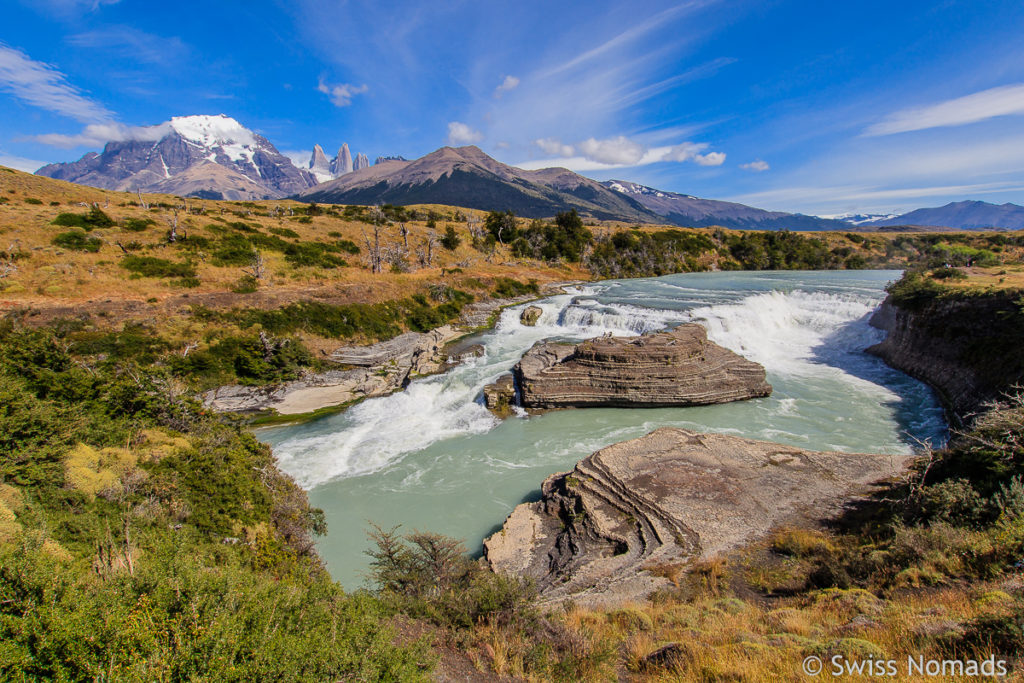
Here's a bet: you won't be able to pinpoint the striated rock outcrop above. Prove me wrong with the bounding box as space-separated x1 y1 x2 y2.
868 290 1024 425
512 325 771 409
484 427 912 607
483 375 516 413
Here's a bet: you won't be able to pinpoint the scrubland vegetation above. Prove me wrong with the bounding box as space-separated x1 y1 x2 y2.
5 166 1024 679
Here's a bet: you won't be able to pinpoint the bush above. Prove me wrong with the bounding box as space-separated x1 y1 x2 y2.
52 230 101 252
120 256 196 278
51 207 115 231
23 197 42 205
123 217 155 232
492 277 539 298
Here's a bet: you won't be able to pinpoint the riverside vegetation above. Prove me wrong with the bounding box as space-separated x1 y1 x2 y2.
4 166 1024 679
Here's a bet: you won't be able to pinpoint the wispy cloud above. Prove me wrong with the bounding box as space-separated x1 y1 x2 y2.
0 43 113 123
540 2 705 78
67 26 190 67
33 121 169 148
493 75 519 97
740 159 769 172
447 121 482 145
865 83 1024 136
317 77 368 107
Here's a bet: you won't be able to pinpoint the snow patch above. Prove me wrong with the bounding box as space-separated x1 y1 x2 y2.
169 114 259 164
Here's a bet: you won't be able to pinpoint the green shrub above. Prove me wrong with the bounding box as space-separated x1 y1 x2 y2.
123 217 155 232
51 207 115 231
120 256 196 278
23 197 42 205
492 277 539 298
52 230 101 252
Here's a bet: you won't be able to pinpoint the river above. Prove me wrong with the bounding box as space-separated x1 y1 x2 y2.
259 270 946 589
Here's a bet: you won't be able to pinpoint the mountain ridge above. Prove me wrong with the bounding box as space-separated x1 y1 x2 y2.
36 114 317 200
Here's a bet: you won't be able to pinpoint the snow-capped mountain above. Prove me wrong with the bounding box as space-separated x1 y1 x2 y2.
821 212 900 226
36 114 317 200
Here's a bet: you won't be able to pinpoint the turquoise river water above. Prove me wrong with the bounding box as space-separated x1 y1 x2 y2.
259 270 947 588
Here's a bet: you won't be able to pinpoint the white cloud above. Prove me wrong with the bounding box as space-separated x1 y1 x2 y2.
578 135 646 165
865 83 1024 136
740 159 769 172
447 121 483 145
694 151 726 166
0 43 114 123
518 139 725 172
494 75 519 97
0 151 50 172
534 137 575 156
34 121 171 148
494 141 509 150
661 141 707 162
317 77 368 107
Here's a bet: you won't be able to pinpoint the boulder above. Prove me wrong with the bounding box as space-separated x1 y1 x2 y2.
482 374 516 414
520 305 543 326
484 427 912 607
514 324 771 409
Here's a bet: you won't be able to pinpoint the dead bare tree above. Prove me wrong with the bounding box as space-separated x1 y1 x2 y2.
181 341 199 357
169 209 179 243
243 250 266 281
0 259 16 279
399 222 409 249
416 231 438 268
136 188 149 210
361 225 384 273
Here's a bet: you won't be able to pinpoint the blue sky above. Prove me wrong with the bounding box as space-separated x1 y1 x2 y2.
2 0 1024 216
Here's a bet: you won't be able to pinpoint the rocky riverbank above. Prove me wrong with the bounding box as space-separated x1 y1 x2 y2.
484 325 771 411
203 292 546 416
484 427 911 607
868 281 1024 425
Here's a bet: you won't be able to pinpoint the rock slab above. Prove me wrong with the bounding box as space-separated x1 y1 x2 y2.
513 324 772 409
484 427 912 607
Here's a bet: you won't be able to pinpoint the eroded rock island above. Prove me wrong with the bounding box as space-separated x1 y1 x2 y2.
485 324 771 411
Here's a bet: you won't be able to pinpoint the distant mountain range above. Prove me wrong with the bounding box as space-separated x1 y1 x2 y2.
856 201 1024 230
601 180 848 230
37 115 317 200
31 114 1024 230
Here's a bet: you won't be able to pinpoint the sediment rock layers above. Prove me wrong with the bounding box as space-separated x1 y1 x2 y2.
512 324 772 409
484 427 911 607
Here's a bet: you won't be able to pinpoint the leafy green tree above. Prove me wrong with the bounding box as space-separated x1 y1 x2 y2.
484 210 518 244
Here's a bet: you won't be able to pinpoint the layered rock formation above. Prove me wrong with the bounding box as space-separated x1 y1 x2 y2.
510 325 771 409
868 289 1024 425
484 427 912 606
